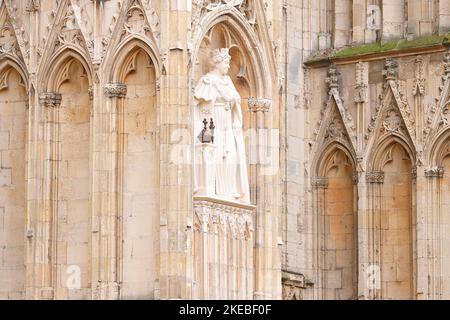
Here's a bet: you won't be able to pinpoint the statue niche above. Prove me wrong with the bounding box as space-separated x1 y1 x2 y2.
193 48 250 204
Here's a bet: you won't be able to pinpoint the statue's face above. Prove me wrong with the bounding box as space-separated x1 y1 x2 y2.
216 58 230 76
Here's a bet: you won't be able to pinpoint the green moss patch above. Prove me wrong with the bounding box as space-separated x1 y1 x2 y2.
332 33 450 59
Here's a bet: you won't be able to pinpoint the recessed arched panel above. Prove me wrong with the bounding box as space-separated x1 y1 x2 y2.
379 143 413 300
442 153 450 298
56 58 91 299
119 48 158 299
321 148 357 300
0 66 27 299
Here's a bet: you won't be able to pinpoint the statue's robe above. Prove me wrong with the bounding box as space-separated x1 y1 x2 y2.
194 73 250 204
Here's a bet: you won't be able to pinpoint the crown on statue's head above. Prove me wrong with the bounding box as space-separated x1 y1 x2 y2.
211 48 231 65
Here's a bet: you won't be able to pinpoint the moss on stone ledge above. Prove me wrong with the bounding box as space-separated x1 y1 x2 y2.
332 33 450 59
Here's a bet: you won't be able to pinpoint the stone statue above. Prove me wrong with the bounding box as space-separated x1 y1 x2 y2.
193 48 250 204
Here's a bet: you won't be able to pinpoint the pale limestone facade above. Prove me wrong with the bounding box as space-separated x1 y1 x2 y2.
0 0 450 301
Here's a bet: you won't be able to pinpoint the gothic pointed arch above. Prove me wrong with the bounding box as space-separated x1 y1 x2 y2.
311 140 358 300
0 2 28 88
0 35 28 300
312 65 358 171
190 1 280 300
108 38 161 84
101 0 160 80
366 136 415 300
37 0 93 88
1 1 30 66
428 128 450 168
424 51 450 161
190 1 276 98
366 59 416 165
43 48 93 92
103 34 160 299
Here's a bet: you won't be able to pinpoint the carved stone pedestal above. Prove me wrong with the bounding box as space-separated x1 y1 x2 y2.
193 197 256 300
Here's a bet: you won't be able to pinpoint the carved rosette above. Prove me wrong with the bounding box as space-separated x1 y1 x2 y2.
366 171 385 184
104 84 127 98
39 92 62 108
425 167 444 179
248 98 271 113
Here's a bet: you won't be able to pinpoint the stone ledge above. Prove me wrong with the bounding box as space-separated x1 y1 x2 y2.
305 33 450 66
193 196 256 212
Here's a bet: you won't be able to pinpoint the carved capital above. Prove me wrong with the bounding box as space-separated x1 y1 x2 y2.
104 84 127 98
366 171 385 184
425 167 444 179
411 167 417 180
311 176 329 188
39 92 62 108
352 172 359 185
26 0 41 12
88 86 94 100
248 98 271 113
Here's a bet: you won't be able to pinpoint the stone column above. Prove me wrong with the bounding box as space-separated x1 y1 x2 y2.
248 98 275 300
423 167 444 299
91 83 127 300
28 92 62 300
311 176 328 299
352 0 366 44
438 1 450 34
158 0 192 299
365 171 385 300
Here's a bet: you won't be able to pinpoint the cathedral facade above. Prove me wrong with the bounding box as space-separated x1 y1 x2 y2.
0 0 449 300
